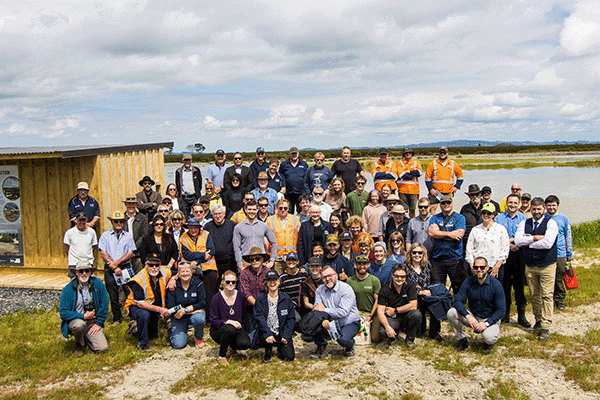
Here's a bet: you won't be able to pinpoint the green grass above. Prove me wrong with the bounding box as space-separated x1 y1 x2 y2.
573 220 600 248
0 383 106 400
486 379 531 400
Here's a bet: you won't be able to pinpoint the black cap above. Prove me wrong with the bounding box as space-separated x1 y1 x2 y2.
378 148 388 155
216 149 225 155
265 270 279 280
75 212 88 221
146 253 161 263
308 257 322 266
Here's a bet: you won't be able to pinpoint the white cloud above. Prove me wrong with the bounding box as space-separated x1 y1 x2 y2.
560 1 600 55
203 115 238 129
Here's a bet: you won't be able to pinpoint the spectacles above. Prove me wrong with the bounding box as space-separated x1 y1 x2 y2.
418 205 428 209
147 263 160 268
225 280 237 285
172 218 182 222
193 210 203 214
278 207 289 210
154 222 165 227
78 269 92 274
393 274 407 279
249 257 262 262
168 188 177 191
322 273 336 279
473 265 487 271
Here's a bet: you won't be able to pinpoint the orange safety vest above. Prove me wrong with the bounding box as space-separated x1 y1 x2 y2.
267 214 299 256
179 230 217 272
395 159 423 195
351 232 374 252
425 158 463 194
230 209 247 224
371 159 397 191
124 267 171 313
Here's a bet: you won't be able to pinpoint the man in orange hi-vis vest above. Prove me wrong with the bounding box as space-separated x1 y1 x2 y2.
425 146 464 214
371 148 397 192
267 198 300 274
395 147 423 219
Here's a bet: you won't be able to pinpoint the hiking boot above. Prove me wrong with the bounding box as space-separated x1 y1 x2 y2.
538 329 550 341
126 320 138 335
343 347 355 357
482 343 495 354
137 343 150 351
263 349 272 363
310 344 327 360
530 321 542 335
430 333 443 343
217 356 229 366
455 338 469 352
194 338 205 349
555 301 566 311
74 343 84 358
405 339 416 349
516 305 531 328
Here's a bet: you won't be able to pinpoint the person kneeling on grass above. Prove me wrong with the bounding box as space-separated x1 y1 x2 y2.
124 253 173 351
253 271 296 362
377 263 421 348
447 256 506 353
59 260 109 357
166 262 206 349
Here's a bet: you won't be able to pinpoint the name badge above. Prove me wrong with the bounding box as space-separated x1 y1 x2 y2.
281 309 288 316
191 292 197 297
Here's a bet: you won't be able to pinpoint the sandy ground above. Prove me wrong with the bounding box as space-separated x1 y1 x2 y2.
32 299 597 400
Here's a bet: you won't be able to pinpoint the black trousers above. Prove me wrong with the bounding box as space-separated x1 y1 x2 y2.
431 258 468 295
284 193 302 214
379 309 422 341
200 270 219 322
104 267 129 323
210 324 251 357
259 334 295 361
503 250 527 308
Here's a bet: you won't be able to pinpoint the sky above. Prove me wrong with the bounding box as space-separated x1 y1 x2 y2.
2 0 600 153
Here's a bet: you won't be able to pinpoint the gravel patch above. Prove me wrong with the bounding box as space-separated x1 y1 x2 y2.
0 287 61 318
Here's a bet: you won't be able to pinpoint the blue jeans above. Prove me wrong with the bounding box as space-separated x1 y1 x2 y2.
314 320 361 349
168 312 206 349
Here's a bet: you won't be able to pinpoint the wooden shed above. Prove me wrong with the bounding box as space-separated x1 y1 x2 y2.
0 142 173 278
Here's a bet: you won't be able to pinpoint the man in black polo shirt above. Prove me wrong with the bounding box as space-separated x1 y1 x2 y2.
203 204 237 276
377 263 422 348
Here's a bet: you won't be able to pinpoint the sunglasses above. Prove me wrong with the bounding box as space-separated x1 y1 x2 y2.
172 218 182 222
158 210 169 213
313 193 323 196
143 182 152 185
473 265 488 271
78 269 92 274
168 188 177 191
482 191 491 195
200 201 209 205
511 188 522 191
418 206 428 209
249 257 262 262
154 223 165 227
412 251 423 255
481 211 493 216
356 182 365 185
391 239 402 243
225 280 237 285
231 179 240 182
440 201 452 205
439 151 447 154
315 159 324 162
259 204 269 207
147 263 160 268
113 221 124 224
233 157 242 160
278 207 289 210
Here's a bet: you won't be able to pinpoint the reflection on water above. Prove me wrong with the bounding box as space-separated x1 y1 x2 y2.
165 163 600 224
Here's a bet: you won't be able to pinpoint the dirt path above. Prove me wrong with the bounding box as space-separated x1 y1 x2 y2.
94 301 600 400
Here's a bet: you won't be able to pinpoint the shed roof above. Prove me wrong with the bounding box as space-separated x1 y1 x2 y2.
0 143 173 159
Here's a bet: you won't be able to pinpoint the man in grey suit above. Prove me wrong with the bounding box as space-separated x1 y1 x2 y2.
123 197 149 273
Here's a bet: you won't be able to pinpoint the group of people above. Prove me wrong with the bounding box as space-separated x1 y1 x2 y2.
59 145 573 362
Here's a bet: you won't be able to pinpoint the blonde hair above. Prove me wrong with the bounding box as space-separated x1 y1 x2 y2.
407 242 428 268
346 215 364 229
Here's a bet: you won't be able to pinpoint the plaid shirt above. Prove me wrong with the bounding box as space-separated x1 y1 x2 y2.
240 266 270 300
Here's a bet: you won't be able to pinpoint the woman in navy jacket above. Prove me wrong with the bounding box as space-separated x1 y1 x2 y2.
297 205 333 265
253 271 296 362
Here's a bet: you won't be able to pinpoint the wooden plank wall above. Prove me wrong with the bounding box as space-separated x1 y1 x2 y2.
0 148 164 271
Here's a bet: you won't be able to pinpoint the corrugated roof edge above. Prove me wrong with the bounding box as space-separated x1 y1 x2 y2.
0 143 174 158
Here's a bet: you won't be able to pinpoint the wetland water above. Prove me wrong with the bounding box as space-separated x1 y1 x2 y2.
165 163 600 224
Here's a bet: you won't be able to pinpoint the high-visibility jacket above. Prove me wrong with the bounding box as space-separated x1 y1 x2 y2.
371 159 397 191
179 230 217 272
395 159 423 195
230 209 247 224
124 266 171 313
267 214 300 257
425 158 463 194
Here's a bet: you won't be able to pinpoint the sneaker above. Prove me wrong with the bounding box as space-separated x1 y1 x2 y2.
405 339 416 349
310 344 327 360
343 347 355 357
482 343 495 353
217 356 229 366
74 343 84 358
455 338 469 352
530 321 542 335
126 320 138 335
430 333 443 343
555 302 566 311
538 329 550 341
137 343 150 351
263 350 272 363
195 338 205 349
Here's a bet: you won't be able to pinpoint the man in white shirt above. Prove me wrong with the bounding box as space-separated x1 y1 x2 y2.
63 212 98 277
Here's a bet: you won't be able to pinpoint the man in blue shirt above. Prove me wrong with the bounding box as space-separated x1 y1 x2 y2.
304 152 334 193
279 147 308 214
447 257 506 352
206 149 231 195
67 181 100 228
98 211 136 326
311 265 361 359
251 172 279 215
427 195 467 294
494 193 530 327
545 195 573 311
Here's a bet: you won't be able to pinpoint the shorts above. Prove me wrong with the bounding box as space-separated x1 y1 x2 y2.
428 192 453 205
398 194 418 210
